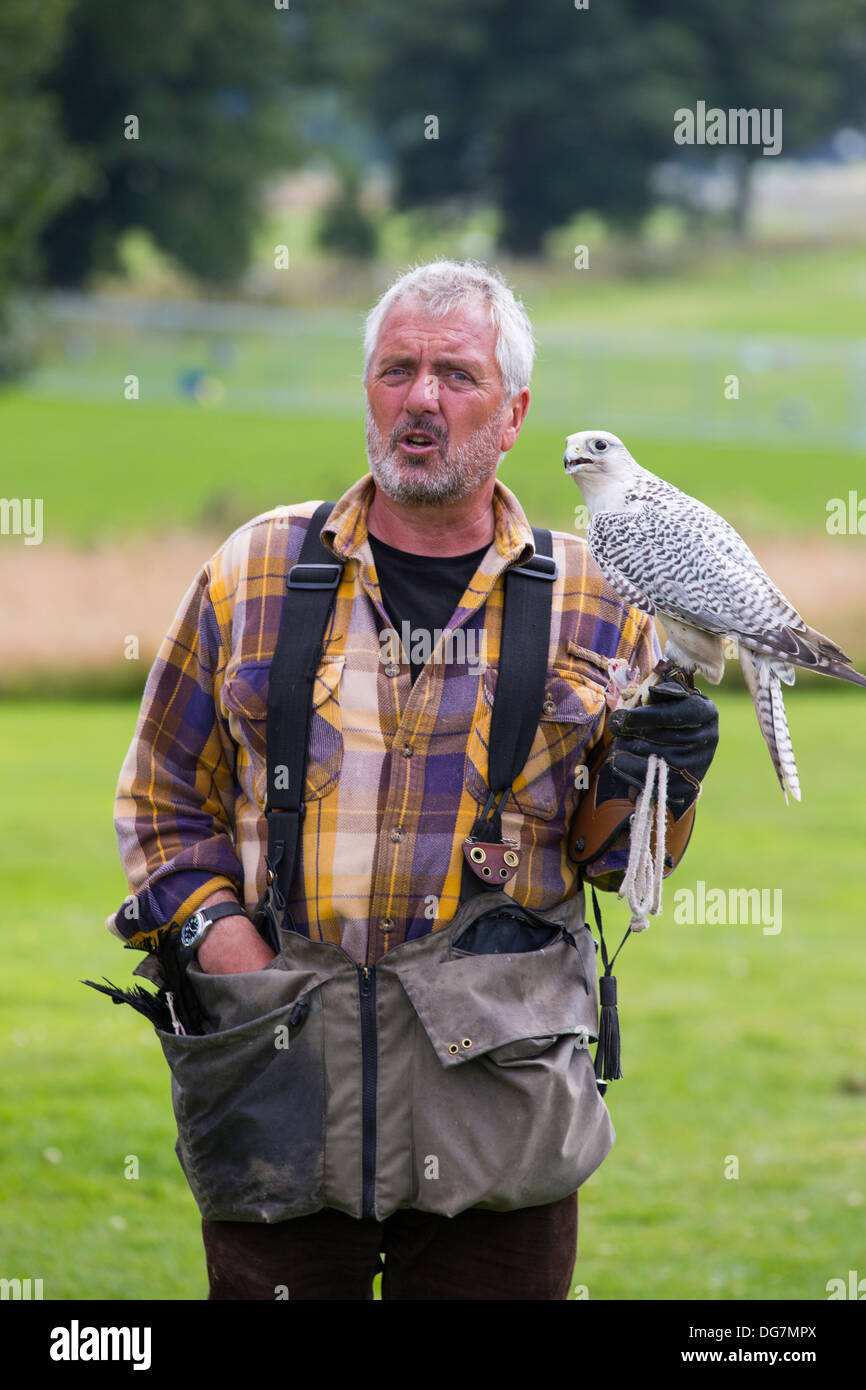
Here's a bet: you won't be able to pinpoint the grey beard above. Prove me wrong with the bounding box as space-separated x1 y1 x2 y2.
365 406 505 505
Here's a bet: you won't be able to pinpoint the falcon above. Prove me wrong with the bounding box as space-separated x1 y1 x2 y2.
563 429 866 802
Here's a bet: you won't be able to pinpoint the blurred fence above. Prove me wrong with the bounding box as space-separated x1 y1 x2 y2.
18 291 866 448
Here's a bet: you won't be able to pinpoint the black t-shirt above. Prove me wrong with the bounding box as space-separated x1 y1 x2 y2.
368 531 490 684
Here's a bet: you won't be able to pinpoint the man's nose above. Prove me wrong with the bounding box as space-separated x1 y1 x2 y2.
403 369 441 415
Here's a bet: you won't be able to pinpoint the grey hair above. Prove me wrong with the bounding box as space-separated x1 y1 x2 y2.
363 258 535 402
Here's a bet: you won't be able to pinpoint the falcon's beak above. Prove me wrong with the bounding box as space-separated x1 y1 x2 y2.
563 449 590 474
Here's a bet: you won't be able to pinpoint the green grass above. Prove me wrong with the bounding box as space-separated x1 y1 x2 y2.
4 239 865 545
528 241 866 338
1 392 860 547
0 690 864 1300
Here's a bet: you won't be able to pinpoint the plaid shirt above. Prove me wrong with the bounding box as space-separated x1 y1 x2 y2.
110 471 661 964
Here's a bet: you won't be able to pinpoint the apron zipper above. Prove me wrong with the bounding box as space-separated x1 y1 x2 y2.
358 964 378 1218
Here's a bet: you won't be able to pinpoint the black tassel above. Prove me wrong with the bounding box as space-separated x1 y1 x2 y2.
594 973 623 1082
588 883 634 1088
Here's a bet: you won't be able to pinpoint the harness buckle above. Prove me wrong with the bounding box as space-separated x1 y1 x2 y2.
287 563 342 590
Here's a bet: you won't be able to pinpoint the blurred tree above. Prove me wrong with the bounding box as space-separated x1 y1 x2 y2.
664 0 866 237
317 166 379 260
37 0 306 286
0 0 84 373
314 0 866 253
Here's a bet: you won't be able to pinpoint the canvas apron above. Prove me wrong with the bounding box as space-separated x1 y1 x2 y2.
155 884 613 1223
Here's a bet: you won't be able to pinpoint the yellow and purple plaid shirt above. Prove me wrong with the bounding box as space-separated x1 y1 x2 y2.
110 471 661 964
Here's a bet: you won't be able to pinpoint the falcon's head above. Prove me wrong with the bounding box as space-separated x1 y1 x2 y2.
563 430 641 514
563 429 634 476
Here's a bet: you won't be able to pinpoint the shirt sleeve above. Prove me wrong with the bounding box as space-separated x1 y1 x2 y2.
107 562 244 945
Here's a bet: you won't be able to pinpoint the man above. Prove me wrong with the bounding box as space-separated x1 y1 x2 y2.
110 259 718 1300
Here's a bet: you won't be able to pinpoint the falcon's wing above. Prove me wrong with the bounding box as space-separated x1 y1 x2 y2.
585 538 656 616
587 485 805 661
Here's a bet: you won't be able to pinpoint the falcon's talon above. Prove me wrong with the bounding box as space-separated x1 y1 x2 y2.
665 663 697 692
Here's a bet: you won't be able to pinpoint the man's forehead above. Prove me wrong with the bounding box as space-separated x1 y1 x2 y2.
372 296 496 361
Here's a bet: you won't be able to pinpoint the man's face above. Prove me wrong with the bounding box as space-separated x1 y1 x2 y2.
365 296 527 506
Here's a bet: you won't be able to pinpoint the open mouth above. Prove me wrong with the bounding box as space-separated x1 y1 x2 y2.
563 455 591 473
397 431 442 456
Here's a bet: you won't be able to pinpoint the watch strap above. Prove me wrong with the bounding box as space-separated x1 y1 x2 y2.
179 901 248 951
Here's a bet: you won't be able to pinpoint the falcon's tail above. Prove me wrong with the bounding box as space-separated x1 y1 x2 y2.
739 648 801 803
778 622 866 688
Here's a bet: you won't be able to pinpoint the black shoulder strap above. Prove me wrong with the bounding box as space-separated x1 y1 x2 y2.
260 502 341 934
459 530 557 899
489 531 556 797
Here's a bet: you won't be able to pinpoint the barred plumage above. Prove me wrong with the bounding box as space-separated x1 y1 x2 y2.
564 429 866 802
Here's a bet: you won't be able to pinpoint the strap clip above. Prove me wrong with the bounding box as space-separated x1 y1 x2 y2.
510 553 558 582
287 563 342 590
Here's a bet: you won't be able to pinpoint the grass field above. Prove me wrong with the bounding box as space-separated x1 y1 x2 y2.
1 394 862 547
4 242 866 548
1 691 864 1301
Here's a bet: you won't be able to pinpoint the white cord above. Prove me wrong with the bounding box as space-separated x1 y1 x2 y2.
618 754 668 932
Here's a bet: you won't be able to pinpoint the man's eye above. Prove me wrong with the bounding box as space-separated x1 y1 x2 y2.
449 371 471 382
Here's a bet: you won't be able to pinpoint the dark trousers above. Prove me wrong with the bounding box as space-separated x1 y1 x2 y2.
202 1191 579 1300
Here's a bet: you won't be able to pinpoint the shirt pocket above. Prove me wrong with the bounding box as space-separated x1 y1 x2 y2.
465 659 608 821
220 655 345 810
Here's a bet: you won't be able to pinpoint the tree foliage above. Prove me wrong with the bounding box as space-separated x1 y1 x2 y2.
0 0 83 291
36 0 305 286
313 0 866 253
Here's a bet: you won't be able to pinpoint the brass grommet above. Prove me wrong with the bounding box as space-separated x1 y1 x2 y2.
482 866 491 876
461 1038 472 1049
469 846 487 863
448 1043 459 1055
503 850 519 867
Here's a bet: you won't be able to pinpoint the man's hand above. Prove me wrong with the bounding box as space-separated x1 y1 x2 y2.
193 888 277 975
605 674 720 813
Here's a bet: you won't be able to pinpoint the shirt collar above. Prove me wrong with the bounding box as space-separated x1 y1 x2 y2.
321 471 537 568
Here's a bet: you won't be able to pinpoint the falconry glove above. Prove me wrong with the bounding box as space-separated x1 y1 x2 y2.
604 677 719 815
569 675 719 885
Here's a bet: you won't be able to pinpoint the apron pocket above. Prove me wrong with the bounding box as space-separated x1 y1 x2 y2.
452 906 563 955
393 927 613 1214
157 984 326 1222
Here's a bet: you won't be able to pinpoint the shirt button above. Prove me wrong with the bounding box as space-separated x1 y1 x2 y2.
543 696 556 715
385 663 400 677
390 827 404 842
379 917 394 933
402 743 413 758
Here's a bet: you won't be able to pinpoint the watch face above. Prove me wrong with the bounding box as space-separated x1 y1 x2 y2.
180 912 206 948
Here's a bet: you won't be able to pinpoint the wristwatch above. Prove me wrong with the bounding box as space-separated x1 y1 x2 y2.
179 902 248 953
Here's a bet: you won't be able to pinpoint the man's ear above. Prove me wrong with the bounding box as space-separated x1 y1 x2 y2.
499 387 530 453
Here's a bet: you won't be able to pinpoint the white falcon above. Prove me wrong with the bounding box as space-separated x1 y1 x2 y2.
563 429 866 802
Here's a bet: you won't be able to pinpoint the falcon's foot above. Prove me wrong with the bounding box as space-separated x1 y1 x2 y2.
623 658 696 709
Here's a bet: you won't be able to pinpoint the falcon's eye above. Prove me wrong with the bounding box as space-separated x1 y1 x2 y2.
593 438 608 452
